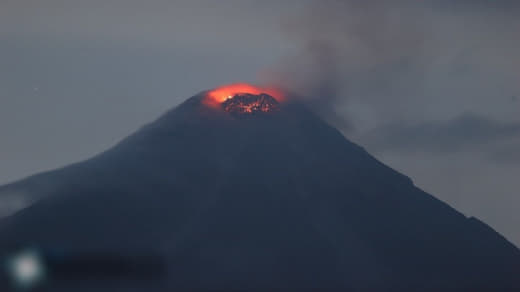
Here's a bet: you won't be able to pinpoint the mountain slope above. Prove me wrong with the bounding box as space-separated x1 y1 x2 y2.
0 93 519 291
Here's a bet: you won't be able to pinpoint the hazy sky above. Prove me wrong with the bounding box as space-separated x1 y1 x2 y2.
1 1 519 245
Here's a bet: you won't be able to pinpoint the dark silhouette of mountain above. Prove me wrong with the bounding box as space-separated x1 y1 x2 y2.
0 92 519 291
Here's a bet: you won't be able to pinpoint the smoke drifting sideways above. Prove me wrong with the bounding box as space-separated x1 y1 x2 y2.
263 0 520 132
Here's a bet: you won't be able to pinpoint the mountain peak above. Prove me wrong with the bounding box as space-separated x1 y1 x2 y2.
202 83 284 109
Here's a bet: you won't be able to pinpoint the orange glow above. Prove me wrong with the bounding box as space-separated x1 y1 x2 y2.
204 83 284 107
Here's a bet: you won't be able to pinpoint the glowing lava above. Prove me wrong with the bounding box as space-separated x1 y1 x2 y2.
222 93 279 115
204 83 284 109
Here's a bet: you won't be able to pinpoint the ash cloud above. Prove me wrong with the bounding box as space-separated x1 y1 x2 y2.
268 0 520 133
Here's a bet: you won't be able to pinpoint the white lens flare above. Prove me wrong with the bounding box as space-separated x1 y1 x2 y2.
5 249 45 290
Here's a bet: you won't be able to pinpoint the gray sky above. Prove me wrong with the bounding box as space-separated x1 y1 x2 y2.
1 0 519 245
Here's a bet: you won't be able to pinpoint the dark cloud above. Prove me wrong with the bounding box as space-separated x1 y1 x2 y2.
360 113 520 155
489 143 520 164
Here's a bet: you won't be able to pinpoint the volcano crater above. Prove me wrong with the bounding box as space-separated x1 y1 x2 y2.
222 93 280 115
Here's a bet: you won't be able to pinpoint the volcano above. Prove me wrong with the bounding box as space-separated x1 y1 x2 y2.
0 88 519 291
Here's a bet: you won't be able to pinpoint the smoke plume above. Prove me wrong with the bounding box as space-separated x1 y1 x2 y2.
267 0 520 132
